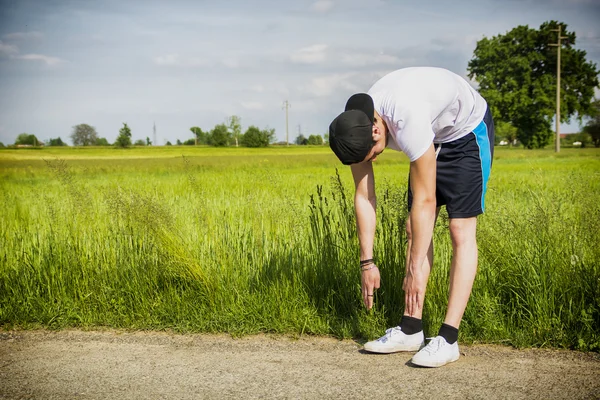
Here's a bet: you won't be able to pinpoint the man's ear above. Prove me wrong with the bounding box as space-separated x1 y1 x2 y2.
372 126 383 141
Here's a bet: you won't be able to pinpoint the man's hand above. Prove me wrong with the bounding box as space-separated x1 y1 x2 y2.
403 265 425 317
361 266 380 310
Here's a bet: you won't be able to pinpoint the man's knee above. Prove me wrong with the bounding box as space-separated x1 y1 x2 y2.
449 218 477 247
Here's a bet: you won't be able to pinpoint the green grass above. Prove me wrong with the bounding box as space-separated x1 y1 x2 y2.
1 146 599 351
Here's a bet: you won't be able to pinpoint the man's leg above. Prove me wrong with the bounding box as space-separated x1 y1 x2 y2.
444 216 478 328
410 216 477 367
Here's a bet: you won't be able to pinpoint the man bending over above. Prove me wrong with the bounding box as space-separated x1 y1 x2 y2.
328 67 494 368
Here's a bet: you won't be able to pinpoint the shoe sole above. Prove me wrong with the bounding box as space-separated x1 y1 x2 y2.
410 354 460 367
363 343 424 354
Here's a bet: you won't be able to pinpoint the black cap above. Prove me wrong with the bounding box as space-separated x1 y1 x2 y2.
329 93 375 165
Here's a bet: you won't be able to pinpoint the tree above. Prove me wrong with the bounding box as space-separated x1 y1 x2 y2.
210 123 232 147
0 142 5 148
176 139 182 145
227 116 242 147
48 137 67 146
295 134 308 145
96 137 110 146
15 133 39 146
495 121 518 146
166 141 172 146
582 99 600 147
134 139 146 146
241 126 275 147
70 124 99 146
308 134 324 145
183 138 196 145
115 123 132 148
468 21 599 149
190 126 209 145
146 137 152 146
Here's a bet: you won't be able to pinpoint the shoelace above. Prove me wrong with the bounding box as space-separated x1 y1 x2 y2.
378 327 403 341
422 337 445 354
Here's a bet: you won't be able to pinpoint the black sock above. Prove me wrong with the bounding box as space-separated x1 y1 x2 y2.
400 316 423 335
438 323 459 344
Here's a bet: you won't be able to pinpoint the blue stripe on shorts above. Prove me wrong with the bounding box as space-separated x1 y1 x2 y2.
472 119 492 212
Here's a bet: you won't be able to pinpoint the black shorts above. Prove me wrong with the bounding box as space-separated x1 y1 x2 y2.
408 108 494 219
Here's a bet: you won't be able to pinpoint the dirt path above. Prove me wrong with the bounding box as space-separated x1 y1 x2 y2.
1 330 599 400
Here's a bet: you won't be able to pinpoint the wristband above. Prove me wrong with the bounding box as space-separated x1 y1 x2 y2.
360 264 376 272
359 258 374 267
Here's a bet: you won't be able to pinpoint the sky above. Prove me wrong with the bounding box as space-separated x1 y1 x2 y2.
0 0 599 146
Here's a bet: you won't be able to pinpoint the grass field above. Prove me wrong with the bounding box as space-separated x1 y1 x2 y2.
1 146 599 351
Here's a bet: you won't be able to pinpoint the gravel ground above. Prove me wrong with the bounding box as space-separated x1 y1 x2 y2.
1 329 599 399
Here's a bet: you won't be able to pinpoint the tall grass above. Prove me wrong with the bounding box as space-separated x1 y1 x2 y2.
0 147 598 350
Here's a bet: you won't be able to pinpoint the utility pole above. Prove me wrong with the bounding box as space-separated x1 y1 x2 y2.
550 25 567 153
153 122 157 147
282 100 290 146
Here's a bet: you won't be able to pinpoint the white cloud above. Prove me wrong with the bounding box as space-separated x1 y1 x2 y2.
304 72 360 97
340 52 402 67
0 41 19 56
1 39 62 66
154 54 180 66
222 57 240 69
3 31 44 41
311 0 334 12
290 44 328 64
241 101 264 110
13 54 64 66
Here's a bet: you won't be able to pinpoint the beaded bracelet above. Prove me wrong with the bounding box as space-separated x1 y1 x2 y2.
360 264 376 272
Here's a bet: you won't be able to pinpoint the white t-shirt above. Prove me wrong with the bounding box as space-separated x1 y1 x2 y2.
367 67 487 162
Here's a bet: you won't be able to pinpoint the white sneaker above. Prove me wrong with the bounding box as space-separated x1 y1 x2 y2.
363 327 424 353
411 336 460 367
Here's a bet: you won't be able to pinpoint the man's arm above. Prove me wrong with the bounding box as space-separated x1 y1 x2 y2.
350 161 380 310
405 143 437 317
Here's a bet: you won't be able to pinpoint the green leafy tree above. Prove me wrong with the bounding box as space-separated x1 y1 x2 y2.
582 99 600 147
468 21 599 149
308 134 324 145
176 139 182 145
0 142 5 148
495 121 518 146
115 123 132 148
263 127 275 144
48 137 68 146
210 123 232 147
15 133 39 146
227 116 242 147
96 137 110 146
166 141 172 146
324 133 329 144
70 123 99 146
134 139 146 146
241 126 275 147
183 138 196 145
146 137 152 146
190 126 210 145
295 134 308 145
